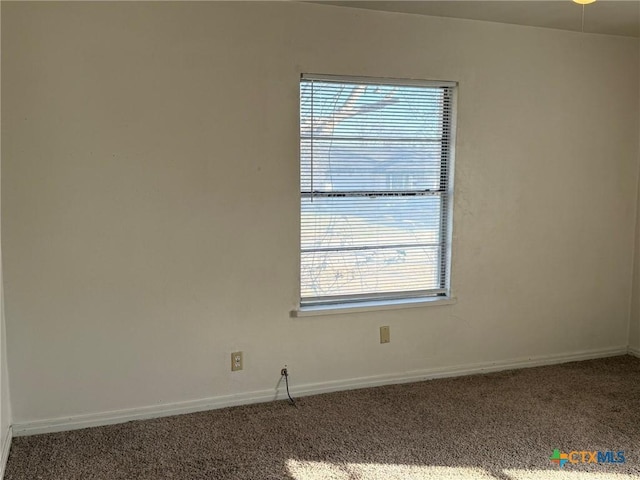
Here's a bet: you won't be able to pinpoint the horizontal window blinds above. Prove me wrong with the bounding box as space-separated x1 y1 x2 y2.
300 74 455 307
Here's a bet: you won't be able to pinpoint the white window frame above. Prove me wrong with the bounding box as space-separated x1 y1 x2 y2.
294 74 457 316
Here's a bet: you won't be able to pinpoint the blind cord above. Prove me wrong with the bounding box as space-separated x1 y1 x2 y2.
310 80 314 203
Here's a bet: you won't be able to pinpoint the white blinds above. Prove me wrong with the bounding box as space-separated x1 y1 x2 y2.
300 74 455 307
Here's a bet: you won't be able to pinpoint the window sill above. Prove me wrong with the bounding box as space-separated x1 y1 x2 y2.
291 296 457 318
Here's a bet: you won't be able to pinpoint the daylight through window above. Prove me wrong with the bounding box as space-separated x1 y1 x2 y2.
300 74 456 307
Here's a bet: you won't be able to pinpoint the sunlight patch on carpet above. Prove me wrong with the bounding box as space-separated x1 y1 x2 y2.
286 459 496 480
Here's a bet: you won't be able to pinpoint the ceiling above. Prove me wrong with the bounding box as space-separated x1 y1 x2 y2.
315 1 640 38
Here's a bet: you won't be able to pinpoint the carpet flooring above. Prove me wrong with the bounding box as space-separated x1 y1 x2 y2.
5 355 640 479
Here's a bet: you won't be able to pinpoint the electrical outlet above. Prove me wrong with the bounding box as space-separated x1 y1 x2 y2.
231 351 243 371
380 326 390 344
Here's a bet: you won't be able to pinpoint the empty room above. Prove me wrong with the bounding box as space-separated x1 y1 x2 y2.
1 0 640 479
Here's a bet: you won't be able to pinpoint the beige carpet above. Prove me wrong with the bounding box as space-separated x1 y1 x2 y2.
5 355 640 479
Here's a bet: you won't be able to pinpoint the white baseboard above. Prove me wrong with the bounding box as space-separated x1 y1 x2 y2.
12 345 628 437
628 346 640 358
0 426 12 480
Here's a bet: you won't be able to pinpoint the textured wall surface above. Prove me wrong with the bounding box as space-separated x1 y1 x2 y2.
2 2 638 424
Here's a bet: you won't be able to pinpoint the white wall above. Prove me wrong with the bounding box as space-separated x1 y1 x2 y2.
631 37 640 355
0 216 11 468
2 2 639 427
0 0 14 469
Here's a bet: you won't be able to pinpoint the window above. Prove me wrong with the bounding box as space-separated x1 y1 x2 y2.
299 74 456 309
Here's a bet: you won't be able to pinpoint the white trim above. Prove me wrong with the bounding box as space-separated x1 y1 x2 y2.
301 73 457 88
292 296 457 318
0 426 12 480
12 390 284 437
628 346 640 358
12 345 627 437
